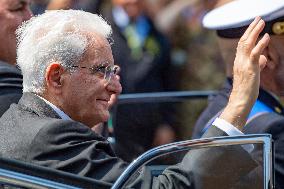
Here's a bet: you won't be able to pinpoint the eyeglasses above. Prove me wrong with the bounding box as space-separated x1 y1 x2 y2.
68 64 119 82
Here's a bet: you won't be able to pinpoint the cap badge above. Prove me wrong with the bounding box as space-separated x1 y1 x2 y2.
272 22 284 35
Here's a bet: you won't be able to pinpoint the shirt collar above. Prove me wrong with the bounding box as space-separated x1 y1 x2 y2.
36 95 72 121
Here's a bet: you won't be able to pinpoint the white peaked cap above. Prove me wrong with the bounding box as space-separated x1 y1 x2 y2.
203 0 284 30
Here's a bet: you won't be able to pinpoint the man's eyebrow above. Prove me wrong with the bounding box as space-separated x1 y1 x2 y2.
96 61 110 67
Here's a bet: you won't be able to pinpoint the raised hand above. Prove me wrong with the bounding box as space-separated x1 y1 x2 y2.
220 17 270 130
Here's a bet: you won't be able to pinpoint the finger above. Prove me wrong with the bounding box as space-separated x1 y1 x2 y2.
250 33 270 63
115 75 120 81
253 33 270 55
246 19 265 48
108 94 118 107
240 16 261 41
110 94 118 101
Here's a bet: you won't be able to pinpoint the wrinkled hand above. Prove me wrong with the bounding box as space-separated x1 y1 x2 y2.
220 17 270 130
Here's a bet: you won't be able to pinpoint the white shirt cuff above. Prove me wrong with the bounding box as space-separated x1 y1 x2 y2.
212 118 254 153
212 118 243 136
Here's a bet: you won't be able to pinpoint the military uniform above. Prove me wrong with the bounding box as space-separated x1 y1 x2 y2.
194 0 284 188
194 78 284 188
193 78 284 138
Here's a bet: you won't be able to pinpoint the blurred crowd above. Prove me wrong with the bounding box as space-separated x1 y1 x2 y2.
2 0 284 187
29 0 226 161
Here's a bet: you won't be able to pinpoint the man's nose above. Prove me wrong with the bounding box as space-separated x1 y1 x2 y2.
106 75 122 95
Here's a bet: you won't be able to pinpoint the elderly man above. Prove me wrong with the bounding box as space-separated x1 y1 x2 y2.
0 0 32 115
193 0 284 188
0 9 269 188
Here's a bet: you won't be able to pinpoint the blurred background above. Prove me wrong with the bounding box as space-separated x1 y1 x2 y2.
30 0 227 162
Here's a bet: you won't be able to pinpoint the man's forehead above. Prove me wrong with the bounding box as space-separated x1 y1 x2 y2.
74 31 113 64
84 44 113 65
88 36 112 54
93 48 113 61
87 32 111 45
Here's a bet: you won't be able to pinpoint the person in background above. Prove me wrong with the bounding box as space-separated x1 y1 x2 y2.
193 0 284 188
102 0 179 162
47 0 103 13
46 0 73 9
0 0 32 116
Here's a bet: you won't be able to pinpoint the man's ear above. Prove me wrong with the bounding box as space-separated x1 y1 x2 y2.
45 62 65 91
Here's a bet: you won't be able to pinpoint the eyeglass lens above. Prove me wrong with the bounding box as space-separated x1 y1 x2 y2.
104 66 118 82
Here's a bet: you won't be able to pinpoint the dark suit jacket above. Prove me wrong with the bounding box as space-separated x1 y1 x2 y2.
0 92 257 188
193 78 284 188
0 60 23 116
244 113 284 189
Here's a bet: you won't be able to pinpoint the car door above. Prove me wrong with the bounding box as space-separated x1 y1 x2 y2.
112 134 273 189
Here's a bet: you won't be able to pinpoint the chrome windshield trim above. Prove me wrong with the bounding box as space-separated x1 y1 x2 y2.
117 90 216 104
0 168 80 189
112 134 272 189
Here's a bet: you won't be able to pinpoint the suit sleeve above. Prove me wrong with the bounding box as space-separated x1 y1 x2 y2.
250 116 284 189
26 119 128 187
270 119 284 189
242 113 284 189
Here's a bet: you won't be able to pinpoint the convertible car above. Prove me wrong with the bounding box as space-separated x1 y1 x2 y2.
0 134 273 189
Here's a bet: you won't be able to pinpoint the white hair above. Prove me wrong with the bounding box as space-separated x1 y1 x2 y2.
16 9 112 94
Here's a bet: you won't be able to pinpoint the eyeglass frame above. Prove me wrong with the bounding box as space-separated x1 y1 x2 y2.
66 64 119 82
